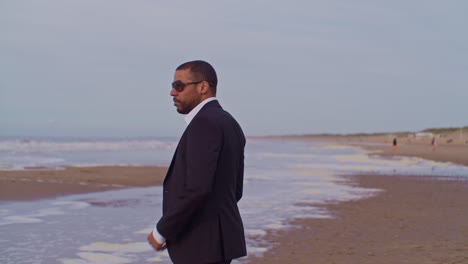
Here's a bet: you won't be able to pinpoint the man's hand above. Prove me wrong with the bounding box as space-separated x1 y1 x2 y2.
147 232 167 251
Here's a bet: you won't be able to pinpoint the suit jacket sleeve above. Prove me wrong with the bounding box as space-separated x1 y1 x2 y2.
157 115 222 240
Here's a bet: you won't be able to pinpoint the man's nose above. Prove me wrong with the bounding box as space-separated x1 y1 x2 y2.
170 88 178 96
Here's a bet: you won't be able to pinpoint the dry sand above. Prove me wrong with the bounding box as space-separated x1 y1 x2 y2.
0 166 167 201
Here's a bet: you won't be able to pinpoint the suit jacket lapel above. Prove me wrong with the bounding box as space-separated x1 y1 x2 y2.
163 100 221 184
163 148 176 185
163 127 188 185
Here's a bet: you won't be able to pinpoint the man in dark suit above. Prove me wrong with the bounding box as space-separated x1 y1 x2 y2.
148 60 247 264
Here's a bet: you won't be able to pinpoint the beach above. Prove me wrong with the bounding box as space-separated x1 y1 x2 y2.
1 136 468 263
246 174 468 264
244 135 468 263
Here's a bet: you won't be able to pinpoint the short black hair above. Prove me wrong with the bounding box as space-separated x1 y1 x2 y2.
176 60 218 92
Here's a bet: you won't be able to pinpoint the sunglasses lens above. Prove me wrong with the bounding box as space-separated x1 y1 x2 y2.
172 81 185 92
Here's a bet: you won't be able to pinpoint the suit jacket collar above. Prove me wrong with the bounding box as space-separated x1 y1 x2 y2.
184 97 217 125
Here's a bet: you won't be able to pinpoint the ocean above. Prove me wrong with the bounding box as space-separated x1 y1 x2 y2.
1 136 467 264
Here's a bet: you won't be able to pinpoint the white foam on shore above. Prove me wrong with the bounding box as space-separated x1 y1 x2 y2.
0 138 175 153
36 207 66 216
291 163 384 173
321 144 358 150
0 201 89 226
247 246 268 257
53 201 90 209
79 242 151 253
265 223 287 230
245 229 267 237
0 137 178 170
61 250 169 264
0 157 65 171
61 226 171 264
299 188 324 195
60 258 90 264
256 152 318 159
145 257 163 262
0 209 10 215
133 228 152 234
62 252 132 264
0 215 43 225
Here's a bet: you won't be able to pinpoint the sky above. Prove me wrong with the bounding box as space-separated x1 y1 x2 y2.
1 0 467 138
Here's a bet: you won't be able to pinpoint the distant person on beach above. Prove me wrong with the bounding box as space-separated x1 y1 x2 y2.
392 137 398 153
147 60 247 264
432 137 437 151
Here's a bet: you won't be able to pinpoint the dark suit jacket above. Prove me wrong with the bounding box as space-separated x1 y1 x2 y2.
157 100 246 264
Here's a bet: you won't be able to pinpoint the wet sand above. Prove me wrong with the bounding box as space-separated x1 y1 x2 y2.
0 166 167 201
246 174 468 264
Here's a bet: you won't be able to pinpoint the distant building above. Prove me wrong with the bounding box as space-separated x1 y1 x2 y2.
415 132 434 138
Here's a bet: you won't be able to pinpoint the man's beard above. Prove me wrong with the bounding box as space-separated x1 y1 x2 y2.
176 100 198 114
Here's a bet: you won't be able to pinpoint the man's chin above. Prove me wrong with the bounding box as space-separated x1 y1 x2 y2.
176 108 188 114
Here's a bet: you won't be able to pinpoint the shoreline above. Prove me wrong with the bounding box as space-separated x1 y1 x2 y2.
2 135 467 202
273 134 468 167
358 143 468 167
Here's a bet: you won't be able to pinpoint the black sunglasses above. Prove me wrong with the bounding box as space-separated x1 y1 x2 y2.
171 80 203 92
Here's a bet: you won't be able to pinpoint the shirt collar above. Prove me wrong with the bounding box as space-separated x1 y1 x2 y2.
184 97 217 125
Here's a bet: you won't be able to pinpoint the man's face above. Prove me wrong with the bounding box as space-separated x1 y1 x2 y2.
170 69 202 114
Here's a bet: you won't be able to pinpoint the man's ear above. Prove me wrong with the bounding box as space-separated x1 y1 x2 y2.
200 81 210 94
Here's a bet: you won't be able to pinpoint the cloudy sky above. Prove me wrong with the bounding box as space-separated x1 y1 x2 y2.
1 0 467 138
